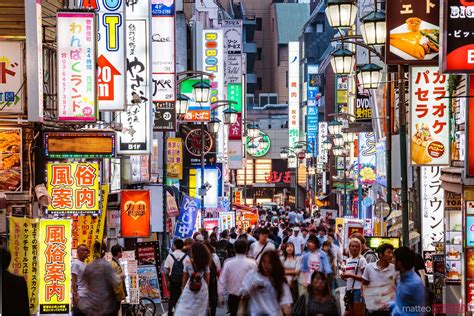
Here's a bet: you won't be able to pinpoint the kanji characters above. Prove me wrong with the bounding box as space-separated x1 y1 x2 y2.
75 188 95 208
46 226 66 244
50 165 73 186
75 164 97 186
51 188 73 209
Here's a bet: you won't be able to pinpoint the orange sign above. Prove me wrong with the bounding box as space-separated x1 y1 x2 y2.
121 190 151 237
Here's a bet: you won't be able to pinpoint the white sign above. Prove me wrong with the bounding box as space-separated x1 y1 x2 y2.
194 168 219 208
288 41 300 168
228 140 243 169
318 121 328 164
0 41 24 114
96 0 126 110
421 166 444 251
152 16 175 102
118 0 151 154
410 66 449 166
223 20 242 84
57 11 97 121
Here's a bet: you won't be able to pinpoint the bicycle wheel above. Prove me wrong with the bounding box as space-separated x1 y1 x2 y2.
139 297 156 316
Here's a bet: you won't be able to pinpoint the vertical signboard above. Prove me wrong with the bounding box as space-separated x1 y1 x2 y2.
223 20 243 84
228 139 243 169
166 137 183 179
288 41 300 168
118 0 151 154
318 122 328 166
468 76 474 177
152 0 176 131
386 0 440 65
0 41 24 113
307 64 319 157
121 190 151 237
174 195 200 239
228 83 242 112
39 219 72 314
410 66 449 165
358 132 376 185
421 167 444 251
57 11 97 121
355 89 372 121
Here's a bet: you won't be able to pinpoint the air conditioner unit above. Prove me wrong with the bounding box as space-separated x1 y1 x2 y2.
259 93 278 106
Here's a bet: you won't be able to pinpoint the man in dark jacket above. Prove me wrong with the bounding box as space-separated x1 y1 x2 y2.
2 247 30 315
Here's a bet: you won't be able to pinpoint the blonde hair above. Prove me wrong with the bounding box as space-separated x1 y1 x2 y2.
347 238 362 257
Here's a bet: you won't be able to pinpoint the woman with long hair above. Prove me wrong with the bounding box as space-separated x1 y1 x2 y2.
174 242 211 316
240 250 293 316
341 238 367 316
203 241 221 316
292 271 338 315
280 242 300 302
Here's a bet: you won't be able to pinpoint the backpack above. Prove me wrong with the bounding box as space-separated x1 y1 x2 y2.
189 261 203 292
362 249 378 263
170 253 187 284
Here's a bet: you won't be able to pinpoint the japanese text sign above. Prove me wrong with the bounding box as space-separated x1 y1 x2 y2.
265 170 291 184
421 167 444 251
318 122 328 165
386 0 440 65
288 41 300 168
118 0 151 154
307 64 319 107
356 91 372 121
223 20 243 84
442 0 474 72
307 105 318 157
9 217 39 314
228 83 242 112
151 0 174 16
47 162 101 214
174 195 200 239
358 132 377 185
57 12 97 121
228 113 242 140
39 219 72 314
410 66 449 165
0 41 24 113
121 190 151 237
166 138 183 179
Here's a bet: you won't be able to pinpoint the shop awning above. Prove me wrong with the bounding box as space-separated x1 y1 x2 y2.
232 203 255 212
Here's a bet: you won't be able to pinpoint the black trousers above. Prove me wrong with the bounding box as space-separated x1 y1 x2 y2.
169 282 183 316
227 294 241 316
367 311 391 316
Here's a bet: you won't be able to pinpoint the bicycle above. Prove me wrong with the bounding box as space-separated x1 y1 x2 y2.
123 297 157 316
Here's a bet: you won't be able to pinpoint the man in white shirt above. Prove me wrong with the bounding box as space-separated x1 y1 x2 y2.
218 239 257 316
72 244 90 316
288 227 305 256
248 227 275 264
163 239 187 316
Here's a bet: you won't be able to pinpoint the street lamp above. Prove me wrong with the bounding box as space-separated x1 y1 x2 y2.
325 0 358 29
323 140 333 151
333 146 343 156
223 108 238 125
360 11 386 46
280 149 289 159
209 116 221 134
328 120 343 135
330 48 355 75
176 93 190 115
333 134 344 147
192 81 211 103
342 130 355 143
358 63 383 89
247 123 261 138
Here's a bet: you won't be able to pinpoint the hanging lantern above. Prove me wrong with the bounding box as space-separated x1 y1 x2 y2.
209 117 221 134
360 11 386 46
280 149 289 159
330 48 355 75
342 131 356 143
223 108 239 125
357 63 383 89
328 120 343 135
322 140 333 151
247 123 261 138
192 81 211 103
325 0 358 29
176 93 190 115
334 134 344 147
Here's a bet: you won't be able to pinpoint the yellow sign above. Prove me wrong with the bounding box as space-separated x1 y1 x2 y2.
72 185 109 262
39 219 72 314
8 217 40 314
167 138 183 179
47 162 101 214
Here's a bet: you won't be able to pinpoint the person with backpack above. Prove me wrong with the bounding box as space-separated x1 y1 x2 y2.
174 242 211 316
164 239 188 316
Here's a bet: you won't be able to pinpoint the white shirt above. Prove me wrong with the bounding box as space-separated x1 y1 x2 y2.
249 240 275 264
211 253 221 273
163 249 187 276
240 271 293 316
345 255 367 290
362 261 398 288
288 234 305 256
72 258 87 297
218 254 257 297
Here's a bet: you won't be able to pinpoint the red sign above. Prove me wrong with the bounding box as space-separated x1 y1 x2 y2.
120 190 151 237
97 55 121 101
469 76 474 176
265 170 291 184
183 110 211 122
203 218 219 233
228 113 242 140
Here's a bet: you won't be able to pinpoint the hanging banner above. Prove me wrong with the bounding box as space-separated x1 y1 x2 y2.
228 140 243 169
219 211 235 232
174 195 200 239
47 162 101 214
71 184 108 262
288 41 300 168
386 0 440 65
421 167 444 251
39 219 72 314
118 0 151 154
358 132 376 185
166 137 183 179
0 41 24 113
9 217 39 314
228 113 242 140
57 11 97 121
121 190 151 237
223 19 243 84
410 66 449 165
0 128 22 192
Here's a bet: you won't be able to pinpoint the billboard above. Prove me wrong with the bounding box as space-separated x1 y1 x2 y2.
421 167 444 251
166 137 183 179
121 190 151 237
0 41 24 113
358 132 376 185
410 66 449 165
0 128 22 192
288 41 300 168
57 11 97 121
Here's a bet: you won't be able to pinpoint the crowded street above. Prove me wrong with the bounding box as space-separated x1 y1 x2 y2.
0 0 473 315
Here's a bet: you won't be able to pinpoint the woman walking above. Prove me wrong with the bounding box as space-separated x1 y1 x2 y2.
240 250 293 316
174 242 211 316
341 238 367 316
280 242 300 302
203 241 220 316
292 271 338 315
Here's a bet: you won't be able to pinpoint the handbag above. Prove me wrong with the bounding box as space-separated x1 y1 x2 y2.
343 257 360 307
237 295 249 316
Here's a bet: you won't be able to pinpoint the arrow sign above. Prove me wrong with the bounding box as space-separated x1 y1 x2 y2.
97 55 121 101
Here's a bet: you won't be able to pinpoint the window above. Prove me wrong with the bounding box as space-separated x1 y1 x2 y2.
256 17 262 31
257 47 263 60
316 23 324 33
257 77 263 90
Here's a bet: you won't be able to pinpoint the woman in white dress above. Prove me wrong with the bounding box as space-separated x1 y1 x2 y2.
174 242 211 316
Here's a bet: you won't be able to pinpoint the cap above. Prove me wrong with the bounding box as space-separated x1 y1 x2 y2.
294 227 300 231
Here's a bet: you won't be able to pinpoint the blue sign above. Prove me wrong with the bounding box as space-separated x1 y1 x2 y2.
151 0 175 17
307 64 320 107
174 195 200 239
307 105 318 156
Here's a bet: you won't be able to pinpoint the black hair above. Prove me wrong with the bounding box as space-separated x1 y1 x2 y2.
230 232 238 239
258 251 287 301
307 235 321 248
259 227 269 235
220 230 229 239
1 247 11 270
394 246 415 270
234 239 248 254
308 271 331 297
173 238 184 250
377 243 394 257
111 244 123 257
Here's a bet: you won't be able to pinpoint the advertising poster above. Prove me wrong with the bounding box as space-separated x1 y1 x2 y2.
0 41 24 113
174 195 200 239
219 211 235 232
420 167 444 251
71 184 108 262
432 254 445 306
0 128 22 191
203 218 219 233
190 168 219 208
167 138 183 179
47 162 101 214
355 90 371 121
288 41 300 168
121 190 151 237
358 132 376 185
137 265 162 302
410 66 449 165
121 259 140 304
166 192 180 217
467 216 474 247
39 219 72 314
135 241 160 265
57 11 97 121
386 0 440 64
8 217 39 314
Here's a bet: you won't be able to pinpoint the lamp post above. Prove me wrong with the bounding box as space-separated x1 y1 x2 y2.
281 144 312 210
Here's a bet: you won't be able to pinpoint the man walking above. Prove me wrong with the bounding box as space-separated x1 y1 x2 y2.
218 240 257 316
109 245 127 311
248 227 275 264
72 244 90 315
288 227 305 256
163 239 187 316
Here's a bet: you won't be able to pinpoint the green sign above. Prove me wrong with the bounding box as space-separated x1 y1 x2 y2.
228 83 242 112
180 79 211 94
246 131 271 157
